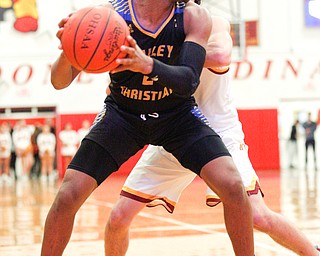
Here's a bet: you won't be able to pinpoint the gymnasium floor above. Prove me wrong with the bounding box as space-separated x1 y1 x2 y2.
0 168 319 256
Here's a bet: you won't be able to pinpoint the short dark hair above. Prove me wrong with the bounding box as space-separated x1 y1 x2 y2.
194 0 201 4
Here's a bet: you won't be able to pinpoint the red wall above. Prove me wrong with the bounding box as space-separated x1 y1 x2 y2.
238 109 280 170
1 109 279 178
54 108 280 177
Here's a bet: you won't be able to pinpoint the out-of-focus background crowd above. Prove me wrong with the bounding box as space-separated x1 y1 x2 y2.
0 119 90 184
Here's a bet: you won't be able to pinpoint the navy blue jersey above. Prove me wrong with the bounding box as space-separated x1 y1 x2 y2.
108 0 190 114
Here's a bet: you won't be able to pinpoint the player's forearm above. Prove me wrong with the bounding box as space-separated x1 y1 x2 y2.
148 41 206 97
51 52 80 90
149 2 210 97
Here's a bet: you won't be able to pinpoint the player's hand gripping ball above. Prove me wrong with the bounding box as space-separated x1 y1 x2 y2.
61 6 129 73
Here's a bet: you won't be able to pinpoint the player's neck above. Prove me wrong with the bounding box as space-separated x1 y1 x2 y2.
132 0 174 30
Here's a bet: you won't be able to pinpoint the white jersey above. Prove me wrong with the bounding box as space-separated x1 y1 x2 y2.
12 126 34 151
194 68 242 136
59 130 79 156
121 70 259 212
37 133 56 156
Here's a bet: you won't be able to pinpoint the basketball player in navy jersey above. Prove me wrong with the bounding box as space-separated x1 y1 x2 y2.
103 2 320 255
40 1 254 255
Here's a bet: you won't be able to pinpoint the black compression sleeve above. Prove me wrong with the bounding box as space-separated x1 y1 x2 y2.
148 41 206 97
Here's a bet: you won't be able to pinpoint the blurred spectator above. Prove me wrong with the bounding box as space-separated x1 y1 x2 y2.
45 118 57 169
8 123 16 178
77 119 91 145
30 122 42 178
302 112 317 170
45 118 56 134
0 123 13 185
288 119 299 169
37 124 56 182
12 119 34 181
59 122 78 174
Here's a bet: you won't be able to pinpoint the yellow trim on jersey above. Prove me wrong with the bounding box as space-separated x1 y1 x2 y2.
128 0 176 38
206 194 220 200
245 176 259 191
206 176 259 201
208 66 230 75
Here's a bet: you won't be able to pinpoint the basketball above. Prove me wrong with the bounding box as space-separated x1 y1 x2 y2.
61 6 129 73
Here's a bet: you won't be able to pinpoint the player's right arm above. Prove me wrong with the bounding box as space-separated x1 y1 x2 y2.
51 3 115 90
51 16 81 90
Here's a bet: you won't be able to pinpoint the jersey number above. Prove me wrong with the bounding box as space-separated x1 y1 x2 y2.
142 75 154 86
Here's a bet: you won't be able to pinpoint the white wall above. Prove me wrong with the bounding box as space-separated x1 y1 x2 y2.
0 0 108 114
0 56 108 113
203 0 320 53
0 0 319 112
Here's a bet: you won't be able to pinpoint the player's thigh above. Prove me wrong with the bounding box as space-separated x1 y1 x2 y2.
86 103 145 166
200 156 243 199
163 111 231 175
68 139 119 185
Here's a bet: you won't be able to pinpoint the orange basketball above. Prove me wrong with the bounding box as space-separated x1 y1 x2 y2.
61 6 129 73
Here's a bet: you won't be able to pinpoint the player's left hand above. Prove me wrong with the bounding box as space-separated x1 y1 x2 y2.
110 35 153 75
56 13 73 50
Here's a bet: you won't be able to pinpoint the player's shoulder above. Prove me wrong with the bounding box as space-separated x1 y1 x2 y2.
212 17 230 36
211 15 230 28
183 1 212 30
184 1 211 18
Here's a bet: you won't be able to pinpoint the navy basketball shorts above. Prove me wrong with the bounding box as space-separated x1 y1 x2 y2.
69 99 231 185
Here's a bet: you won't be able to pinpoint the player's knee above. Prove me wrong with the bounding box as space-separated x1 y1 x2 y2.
252 208 273 232
108 207 132 230
222 181 248 207
223 166 245 195
53 185 81 214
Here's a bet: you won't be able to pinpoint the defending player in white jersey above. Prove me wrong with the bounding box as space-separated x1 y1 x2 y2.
105 8 320 256
121 68 259 210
